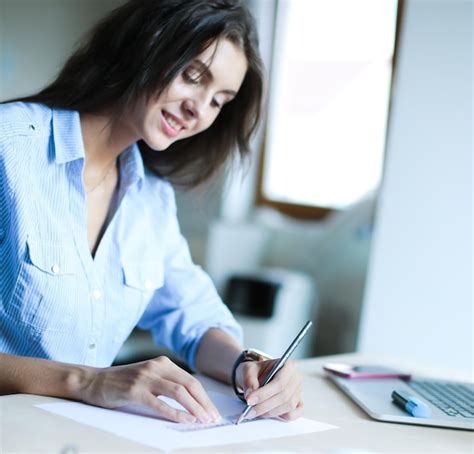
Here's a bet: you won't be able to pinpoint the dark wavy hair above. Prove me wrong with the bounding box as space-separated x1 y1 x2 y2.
6 0 265 188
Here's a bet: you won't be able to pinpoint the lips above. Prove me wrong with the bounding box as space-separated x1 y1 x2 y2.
163 110 186 130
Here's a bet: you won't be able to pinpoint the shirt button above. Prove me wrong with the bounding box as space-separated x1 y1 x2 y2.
144 279 153 290
92 289 102 300
51 264 60 274
89 342 96 349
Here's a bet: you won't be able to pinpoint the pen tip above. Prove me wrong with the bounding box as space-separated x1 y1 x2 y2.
235 415 244 425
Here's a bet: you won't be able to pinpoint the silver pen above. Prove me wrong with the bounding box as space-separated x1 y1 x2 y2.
235 320 313 425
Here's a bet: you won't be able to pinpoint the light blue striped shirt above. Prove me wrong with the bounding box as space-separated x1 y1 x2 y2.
0 102 242 369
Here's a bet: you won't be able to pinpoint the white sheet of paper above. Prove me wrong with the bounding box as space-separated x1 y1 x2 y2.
36 386 337 452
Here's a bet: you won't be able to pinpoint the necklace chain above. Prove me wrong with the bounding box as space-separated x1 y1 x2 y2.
85 159 116 194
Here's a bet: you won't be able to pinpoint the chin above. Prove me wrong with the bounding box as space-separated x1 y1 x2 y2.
142 136 173 152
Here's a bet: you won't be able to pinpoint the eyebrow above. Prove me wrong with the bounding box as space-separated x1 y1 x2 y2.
192 59 237 97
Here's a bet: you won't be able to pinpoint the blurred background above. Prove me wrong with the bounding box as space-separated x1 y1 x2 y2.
1 0 471 373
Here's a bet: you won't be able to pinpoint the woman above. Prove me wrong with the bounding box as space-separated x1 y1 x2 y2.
0 0 303 425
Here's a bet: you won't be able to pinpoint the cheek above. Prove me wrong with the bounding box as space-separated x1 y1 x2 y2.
144 105 162 131
135 97 158 129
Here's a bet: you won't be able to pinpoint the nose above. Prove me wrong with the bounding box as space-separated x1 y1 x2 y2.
182 98 201 121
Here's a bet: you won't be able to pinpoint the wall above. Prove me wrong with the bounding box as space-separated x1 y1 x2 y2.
0 0 125 100
358 0 473 374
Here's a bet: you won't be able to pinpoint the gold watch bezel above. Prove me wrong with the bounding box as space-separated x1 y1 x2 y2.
242 348 273 362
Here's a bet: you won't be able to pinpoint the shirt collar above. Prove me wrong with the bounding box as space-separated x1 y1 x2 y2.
119 142 145 191
52 109 86 164
52 108 145 189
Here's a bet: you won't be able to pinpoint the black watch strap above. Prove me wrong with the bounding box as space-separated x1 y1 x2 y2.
231 349 273 402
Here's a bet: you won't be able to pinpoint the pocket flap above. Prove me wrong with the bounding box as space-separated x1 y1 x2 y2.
122 260 164 291
27 238 78 275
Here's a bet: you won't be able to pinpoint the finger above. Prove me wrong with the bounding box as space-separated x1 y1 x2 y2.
249 373 301 417
141 391 197 424
152 378 214 424
278 400 305 421
260 389 301 419
155 358 220 421
246 361 298 406
182 378 221 422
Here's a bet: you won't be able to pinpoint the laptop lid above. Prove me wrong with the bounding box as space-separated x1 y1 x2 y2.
328 374 474 431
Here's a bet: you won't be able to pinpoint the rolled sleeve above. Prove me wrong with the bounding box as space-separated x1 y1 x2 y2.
137 183 243 370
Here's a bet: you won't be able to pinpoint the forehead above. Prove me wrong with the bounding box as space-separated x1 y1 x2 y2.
195 39 248 92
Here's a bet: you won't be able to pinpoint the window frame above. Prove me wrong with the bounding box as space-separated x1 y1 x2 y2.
254 0 405 220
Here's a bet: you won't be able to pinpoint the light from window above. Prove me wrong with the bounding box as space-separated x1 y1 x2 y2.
262 0 399 209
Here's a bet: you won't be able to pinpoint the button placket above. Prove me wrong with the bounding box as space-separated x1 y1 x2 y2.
88 281 106 365
89 288 101 359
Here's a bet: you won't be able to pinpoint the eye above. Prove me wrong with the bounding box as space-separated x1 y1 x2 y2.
211 98 222 109
182 69 201 85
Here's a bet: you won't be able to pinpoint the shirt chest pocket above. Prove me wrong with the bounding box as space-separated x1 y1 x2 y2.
28 238 78 276
10 238 80 332
123 260 165 293
120 259 165 325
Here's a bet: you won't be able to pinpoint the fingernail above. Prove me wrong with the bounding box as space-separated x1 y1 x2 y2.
247 409 257 420
247 395 258 406
212 411 222 422
244 388 253 399
200 413 212 424
182 413 196 423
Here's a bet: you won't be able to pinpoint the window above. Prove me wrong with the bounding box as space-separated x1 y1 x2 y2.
257 0 401 219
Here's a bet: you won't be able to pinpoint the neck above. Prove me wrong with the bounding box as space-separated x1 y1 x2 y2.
79 112 138 193
80 112 137 170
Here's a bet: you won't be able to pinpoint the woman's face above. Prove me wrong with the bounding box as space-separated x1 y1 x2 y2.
131 39 248 151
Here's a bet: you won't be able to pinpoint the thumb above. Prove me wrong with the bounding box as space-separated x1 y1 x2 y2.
242 361 260 399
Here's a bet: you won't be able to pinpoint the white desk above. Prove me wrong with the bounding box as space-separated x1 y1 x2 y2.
1 354 472 452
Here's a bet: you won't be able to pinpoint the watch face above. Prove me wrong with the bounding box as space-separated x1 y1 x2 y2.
246 349 273 361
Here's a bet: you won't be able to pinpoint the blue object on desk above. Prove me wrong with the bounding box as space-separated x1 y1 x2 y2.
392 389 432 418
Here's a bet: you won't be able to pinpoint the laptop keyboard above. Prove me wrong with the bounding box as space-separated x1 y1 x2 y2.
409 379 474 418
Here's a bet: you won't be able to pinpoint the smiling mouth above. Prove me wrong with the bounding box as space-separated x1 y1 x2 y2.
162 110 184 131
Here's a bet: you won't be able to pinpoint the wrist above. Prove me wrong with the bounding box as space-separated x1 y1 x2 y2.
64 365 97 402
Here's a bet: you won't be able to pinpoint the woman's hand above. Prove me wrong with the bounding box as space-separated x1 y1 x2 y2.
235 359 304 421
80 356 221 424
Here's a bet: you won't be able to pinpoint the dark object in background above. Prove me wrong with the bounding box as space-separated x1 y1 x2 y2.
224 276 281 318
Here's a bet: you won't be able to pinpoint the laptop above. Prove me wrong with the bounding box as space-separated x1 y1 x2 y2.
327 373 474 431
